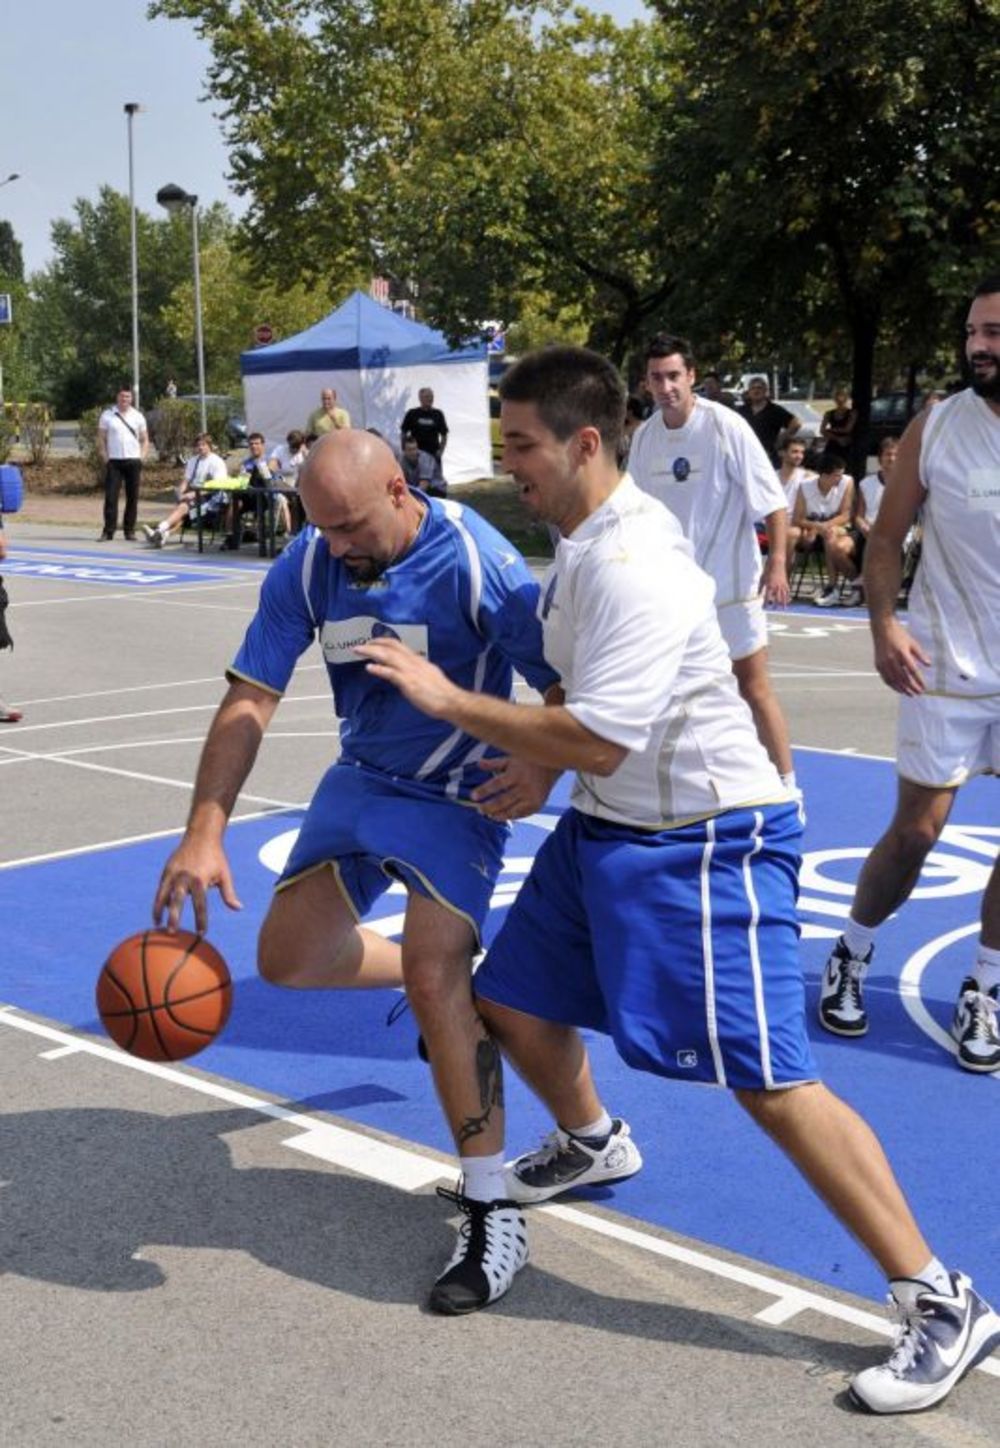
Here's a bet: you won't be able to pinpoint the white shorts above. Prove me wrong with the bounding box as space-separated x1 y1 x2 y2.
716 595 768 662
897 692 1000 788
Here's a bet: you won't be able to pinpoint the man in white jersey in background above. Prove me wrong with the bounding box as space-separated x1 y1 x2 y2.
819 276 1000 1071
628 335 798 799
361 345 1000 1414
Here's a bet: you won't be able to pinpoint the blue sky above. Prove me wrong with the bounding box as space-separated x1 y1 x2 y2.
2 1 652 277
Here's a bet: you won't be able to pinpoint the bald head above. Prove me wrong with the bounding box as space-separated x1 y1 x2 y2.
298 429 424 582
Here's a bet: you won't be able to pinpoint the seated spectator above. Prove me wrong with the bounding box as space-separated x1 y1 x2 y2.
268 430 308 483
847 435 920 605
0 511 21 723
775 436 816 517
221 431 291 549
142 433 228 547
400 434 444 496
820 387 856 456
787 451 856 606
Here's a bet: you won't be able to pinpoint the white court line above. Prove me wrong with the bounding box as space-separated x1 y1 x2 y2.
5 695 332 735
1 1006 995 1373
770 671 875 681
18 666 324 708
794 744 895 763
0 743 303 805
15 732 336 761
0 807 296 871
12 579 264 609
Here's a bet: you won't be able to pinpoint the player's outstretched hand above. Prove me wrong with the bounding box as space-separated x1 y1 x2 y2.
356 637 459 719
873 619 930 696
761 556 790 608
153 835 242 934
472 756 560 821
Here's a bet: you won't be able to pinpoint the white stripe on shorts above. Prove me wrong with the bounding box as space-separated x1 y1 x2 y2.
742 811 773 1089
700 818 727 1086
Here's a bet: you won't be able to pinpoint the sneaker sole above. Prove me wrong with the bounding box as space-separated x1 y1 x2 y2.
817 1007 869 1038
506 1159 643 1205
428 1252 528 1315
955 1051 1000 1074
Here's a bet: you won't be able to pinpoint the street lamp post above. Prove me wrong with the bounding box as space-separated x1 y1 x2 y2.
124 104 142 407
156 184 206 435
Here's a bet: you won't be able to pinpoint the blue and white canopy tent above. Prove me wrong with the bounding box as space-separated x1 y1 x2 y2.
240 291 491 485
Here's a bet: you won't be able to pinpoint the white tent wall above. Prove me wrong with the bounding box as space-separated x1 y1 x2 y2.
242 361 492 486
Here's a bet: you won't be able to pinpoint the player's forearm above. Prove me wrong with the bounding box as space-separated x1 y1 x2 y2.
763 507 787 557
863 530 904 632
185 687 278 839
446 690 624 775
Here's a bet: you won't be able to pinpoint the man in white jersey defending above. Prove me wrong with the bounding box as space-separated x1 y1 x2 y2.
819 277 1000 1072
361 345 1000 1414
628 335 797 797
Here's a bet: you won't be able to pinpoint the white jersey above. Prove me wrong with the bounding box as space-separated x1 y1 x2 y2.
542 475 785 829
911 388 1000 695
859 470 887 524
778 465 815 515
181 451 228 491
628 398 787 607
798 475 851 521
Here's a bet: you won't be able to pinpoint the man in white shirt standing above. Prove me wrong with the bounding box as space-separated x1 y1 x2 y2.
97 386 148 541
360 344 1000 1413
628 335 797 797
819 277 1000 1069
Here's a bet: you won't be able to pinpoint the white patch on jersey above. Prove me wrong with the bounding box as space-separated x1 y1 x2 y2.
320 616 429 663
967 468 1000 511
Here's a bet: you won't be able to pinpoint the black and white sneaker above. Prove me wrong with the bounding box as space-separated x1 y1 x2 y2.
813 585 840 607
818 936 872 1036
504 1118 643 1204
429 1189 528 1315
850 1272 1000 1413
950 977 1000 1073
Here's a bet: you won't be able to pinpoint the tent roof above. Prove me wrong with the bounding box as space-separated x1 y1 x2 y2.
240 290 486 376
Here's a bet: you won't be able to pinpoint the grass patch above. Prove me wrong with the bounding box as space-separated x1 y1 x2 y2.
456 474 553 559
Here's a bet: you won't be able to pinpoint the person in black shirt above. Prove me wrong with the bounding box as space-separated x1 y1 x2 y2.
736 378 798 465
401 387 448 488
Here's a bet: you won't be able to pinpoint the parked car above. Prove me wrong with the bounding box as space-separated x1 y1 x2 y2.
866 392 918 452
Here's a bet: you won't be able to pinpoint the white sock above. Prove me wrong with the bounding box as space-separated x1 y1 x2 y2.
564 1109 613 1144
891 1257 953 1308
780 770 798 792
842 914 876 959
460 1151 507 1204
974 943 1000 995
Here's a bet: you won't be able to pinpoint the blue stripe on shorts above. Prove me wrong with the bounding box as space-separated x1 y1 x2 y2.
474 802 816 1090
278 762 508 944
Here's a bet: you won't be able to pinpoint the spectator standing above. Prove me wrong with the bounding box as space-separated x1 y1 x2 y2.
699 371 735 406
165 378 178 399
820 387 857 456
97 387 148 541
0 508 21 723
307 388 351 436
736 377 799 465
401 387 449 489
819 276 1000 1069
629 335 797 796
142 433 229 547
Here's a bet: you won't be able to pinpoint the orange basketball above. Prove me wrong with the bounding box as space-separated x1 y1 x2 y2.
96 929 232 1061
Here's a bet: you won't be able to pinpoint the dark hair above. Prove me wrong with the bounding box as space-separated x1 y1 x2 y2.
644 333 696 370
248 431 265 444
286 430 305 448
625 394 646 422
877 434 900 457
499 345 625 456
402 432 420 448
818 449 846 474
973 274 1000 299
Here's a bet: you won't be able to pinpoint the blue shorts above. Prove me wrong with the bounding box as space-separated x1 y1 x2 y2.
278 762 508 945
474 803 817 1091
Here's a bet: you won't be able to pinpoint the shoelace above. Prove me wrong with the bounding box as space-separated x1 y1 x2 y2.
962 988 999 1041
519 1130 567 1166
884 1297 930 1376
836 956 865 1005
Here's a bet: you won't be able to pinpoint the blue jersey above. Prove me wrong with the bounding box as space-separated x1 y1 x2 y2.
230 494 558 800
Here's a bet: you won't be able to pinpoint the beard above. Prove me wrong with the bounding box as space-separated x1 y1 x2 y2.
968 354 1000 402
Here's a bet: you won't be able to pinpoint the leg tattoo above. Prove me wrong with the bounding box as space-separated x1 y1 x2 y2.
457 1030 504 1147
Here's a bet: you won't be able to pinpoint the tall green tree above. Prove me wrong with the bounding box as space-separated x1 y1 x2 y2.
0 219 36 403
651 0 1000 468
151 0 683 360
30 186 232 415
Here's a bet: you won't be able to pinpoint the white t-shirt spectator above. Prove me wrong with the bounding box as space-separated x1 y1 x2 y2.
180 451 228 496
268 442 308 480
777 465 815 516
798 475 851 521
99 405 147 460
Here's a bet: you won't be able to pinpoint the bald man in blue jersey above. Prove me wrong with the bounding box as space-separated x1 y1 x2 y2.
153 428 564 1308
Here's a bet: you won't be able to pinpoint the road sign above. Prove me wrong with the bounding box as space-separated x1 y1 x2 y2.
0 293 12 325
253 323 274 345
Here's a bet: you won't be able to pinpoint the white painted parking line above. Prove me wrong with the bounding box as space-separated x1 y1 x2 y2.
2 1006 996 1375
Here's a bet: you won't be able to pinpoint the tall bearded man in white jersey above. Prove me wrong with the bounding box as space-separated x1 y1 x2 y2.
360 344 1000 1415
819 276 1000 1070
627 335 797 798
